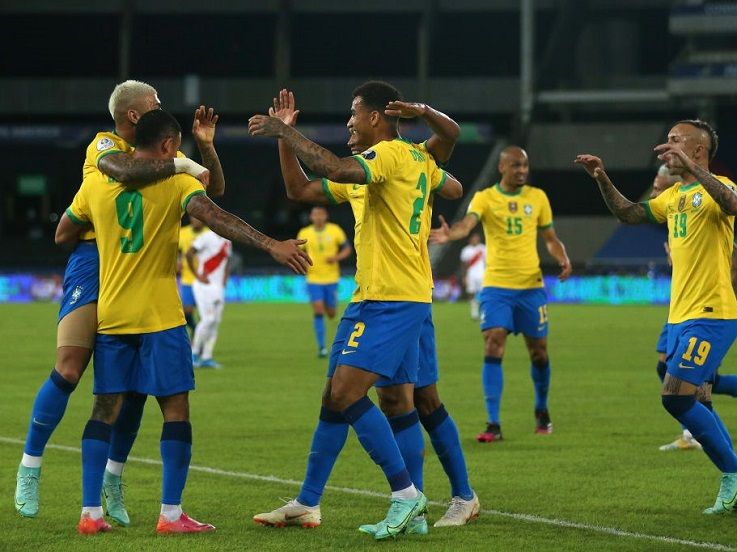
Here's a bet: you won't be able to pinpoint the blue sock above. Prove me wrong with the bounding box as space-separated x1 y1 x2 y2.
81 420 112 507
663 395 737 472
313 314 325 350
108 393 147 463
421 404 473 500
160 421 192 505
297 407 349 507
704 401 734 452
388 410 425 492
714 374 737 397
482 356 503 424
342 397 411 491
24 369 77 457
530 359 551 411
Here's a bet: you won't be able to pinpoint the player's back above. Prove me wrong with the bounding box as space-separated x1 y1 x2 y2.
68 171 205 334
355 138 447 303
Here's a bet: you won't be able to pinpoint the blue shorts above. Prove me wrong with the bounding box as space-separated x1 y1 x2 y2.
180 284 196 308
665 319 737 386
377 311 439 388
58 242 99 322
307 283 338 309
93 325 194 397
656 322 668 354
479 286 548 337
328 301 429 382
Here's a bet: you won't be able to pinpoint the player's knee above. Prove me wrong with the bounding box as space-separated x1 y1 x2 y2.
326 308 336 319
55 348 91 384
483 333 505 357
313 302 325 316
376 389 413 418
414 385 442 418
661 394 695 418
531 353 549 369
157 393 190 422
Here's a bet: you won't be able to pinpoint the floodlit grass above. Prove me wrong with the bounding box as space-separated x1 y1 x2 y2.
1 302 735 551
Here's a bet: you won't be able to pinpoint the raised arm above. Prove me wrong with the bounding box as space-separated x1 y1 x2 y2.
192 105 225 197
248 115 365 184
430 213 479 244
186 194 311 275
99 153 208 189
384 101 460 165
540 227 572 282
574 155 649 224
655 143 737 215
270 90 332 204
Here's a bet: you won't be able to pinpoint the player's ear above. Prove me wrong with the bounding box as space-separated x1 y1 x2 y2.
128 109 140 125
369 110 381 128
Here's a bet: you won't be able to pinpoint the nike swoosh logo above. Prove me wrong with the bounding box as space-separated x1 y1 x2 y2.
387 501 423 531
678 363 694 369
32 418 49 426
723 492 737 509
341 350 357 355
284 513 310 520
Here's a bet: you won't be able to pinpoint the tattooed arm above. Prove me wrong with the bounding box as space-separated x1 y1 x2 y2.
248 115 366 184
574 155 649 224
99 152 209 189
655 143 737 215
186 194 312 274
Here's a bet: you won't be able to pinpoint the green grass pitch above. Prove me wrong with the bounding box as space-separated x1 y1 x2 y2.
1 302 736 551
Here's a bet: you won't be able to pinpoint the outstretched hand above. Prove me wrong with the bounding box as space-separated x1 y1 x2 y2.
654 143 693 171
248 114 288 138
192 106 219 146
384 101 427 119
269 89 300 127
270 239 312 274
574 155 606 178
429 215 451 244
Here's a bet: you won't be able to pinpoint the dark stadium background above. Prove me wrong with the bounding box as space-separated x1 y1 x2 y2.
1 0 735 280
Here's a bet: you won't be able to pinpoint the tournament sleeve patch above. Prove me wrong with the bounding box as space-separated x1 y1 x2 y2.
182 189 206 211
96 137 115 151
322 178 338 205
352 155 372 184
65 207 86 225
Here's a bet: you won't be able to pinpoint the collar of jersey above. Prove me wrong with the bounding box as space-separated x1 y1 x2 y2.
678 181 701 192
495 183 523 196
112 129 135 149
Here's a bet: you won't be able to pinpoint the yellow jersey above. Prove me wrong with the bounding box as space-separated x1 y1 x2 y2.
67 170 205 334
467 184 553 289
78 132 134 240
178 224 209 285
350 138 447 303
296 222 348 284
643 176 737 324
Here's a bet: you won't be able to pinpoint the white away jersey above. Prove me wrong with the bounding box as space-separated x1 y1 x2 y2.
460 243 487 283
192 230 231 289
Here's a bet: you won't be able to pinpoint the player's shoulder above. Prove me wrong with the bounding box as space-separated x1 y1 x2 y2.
298 224 313 235
87 131 130 155
523 184 548 199
716 175 735 187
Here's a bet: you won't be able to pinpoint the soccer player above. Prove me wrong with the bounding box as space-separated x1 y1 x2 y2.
460 233 486 320
179 216 209 337
58 109 310 534
186 220 232 368
430 146 571 442
297 206 351 357
250 85 477 536
14 79 222 522
575 118 737 514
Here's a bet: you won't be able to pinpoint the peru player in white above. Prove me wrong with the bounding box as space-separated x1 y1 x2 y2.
460 233 486 320
186 221 232 368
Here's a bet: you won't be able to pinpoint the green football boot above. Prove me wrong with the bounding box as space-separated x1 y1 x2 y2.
359 491 427 540
15 464 41 518
102 471 130 526
359 514 428 536
703 473 737 515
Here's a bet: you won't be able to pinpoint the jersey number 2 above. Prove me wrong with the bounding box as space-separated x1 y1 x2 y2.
115 190 144 253
409 173 428 235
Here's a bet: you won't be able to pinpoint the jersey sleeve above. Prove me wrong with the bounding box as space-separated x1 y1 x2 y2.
351 141 400 185
191 232 207 252
642 190 668 224
460 246 472 263
322 179 352 205
178 175 207 213
429 162 449 194
66 181 91 225
467 191 486 221
538 190 554 229
86 132 127 170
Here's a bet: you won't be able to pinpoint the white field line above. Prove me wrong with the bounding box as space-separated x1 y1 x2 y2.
1 435 733 551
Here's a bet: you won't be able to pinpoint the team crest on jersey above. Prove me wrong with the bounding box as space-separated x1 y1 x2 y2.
524 204 533 216
361 149 376 160
508 201 518 213
677 195 686 212
96 137 114 152
692 192 703 209
69 286 83 305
